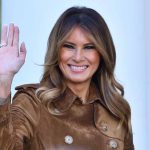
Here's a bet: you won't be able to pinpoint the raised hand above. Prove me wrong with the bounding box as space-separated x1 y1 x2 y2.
0 24 26 76
0 24 27 98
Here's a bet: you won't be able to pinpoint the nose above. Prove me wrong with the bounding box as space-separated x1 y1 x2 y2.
73 49 84 62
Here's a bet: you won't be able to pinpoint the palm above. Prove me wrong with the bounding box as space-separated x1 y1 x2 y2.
0 24 26 75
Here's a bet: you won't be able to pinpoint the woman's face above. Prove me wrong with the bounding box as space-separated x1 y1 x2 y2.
59 27 100 85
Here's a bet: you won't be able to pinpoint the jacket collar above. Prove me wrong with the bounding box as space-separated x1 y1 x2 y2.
53 83 101 112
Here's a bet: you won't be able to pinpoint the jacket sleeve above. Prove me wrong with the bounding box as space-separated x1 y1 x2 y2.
0 88 40 150
124 131 134 150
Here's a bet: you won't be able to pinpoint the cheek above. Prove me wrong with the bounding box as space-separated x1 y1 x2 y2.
89 52 100 67
59 49 71 65
59 50 72 75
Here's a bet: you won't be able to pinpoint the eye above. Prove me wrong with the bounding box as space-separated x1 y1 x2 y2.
63 43 75 49
84 45 96 50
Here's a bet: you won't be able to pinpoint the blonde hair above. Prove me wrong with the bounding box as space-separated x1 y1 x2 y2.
36 6 132 134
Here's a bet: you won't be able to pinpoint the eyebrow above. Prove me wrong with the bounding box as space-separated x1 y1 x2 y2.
64 41 94 46
63 42 76 46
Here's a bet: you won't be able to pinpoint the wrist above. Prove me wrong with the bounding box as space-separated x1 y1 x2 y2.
0 93 11 105
0 74 14 98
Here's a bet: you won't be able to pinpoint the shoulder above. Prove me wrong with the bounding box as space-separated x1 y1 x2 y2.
15 83 40 91
11 83 41 123
6 83 42 137
14 83 40 99
12 83 40 106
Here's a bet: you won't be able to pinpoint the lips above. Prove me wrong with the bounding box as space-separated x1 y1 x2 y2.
68 65 88 72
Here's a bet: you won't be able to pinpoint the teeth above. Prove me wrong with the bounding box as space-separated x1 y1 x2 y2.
70 65 87 71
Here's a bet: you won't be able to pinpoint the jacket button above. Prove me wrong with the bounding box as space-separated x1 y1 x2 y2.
100 121 108 132
102 125 108 132
108 139 118 149
64 135 73 144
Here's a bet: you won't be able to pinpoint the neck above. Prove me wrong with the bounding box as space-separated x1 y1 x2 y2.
66 81 91 102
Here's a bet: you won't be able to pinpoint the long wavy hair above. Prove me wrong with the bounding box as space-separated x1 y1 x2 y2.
36 6 132 134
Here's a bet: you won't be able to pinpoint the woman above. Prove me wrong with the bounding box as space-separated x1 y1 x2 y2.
0 6 134 150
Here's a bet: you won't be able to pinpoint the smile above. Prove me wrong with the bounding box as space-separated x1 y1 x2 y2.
68 65 88 72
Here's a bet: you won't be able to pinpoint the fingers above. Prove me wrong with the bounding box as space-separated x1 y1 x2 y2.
1 24 26 59
13 26 19 48
8 24 14 46
2 24 19 47
1 25 8 44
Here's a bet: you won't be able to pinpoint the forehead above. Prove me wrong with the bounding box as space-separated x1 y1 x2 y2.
64 26 94 43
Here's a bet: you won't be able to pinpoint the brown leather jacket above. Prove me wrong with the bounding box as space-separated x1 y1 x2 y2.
0 83 134 150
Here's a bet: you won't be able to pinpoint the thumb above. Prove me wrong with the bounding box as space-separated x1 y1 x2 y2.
18 42 27 63
19 42 27 59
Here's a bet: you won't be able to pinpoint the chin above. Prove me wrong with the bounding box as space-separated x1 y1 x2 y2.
67 77 91 84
